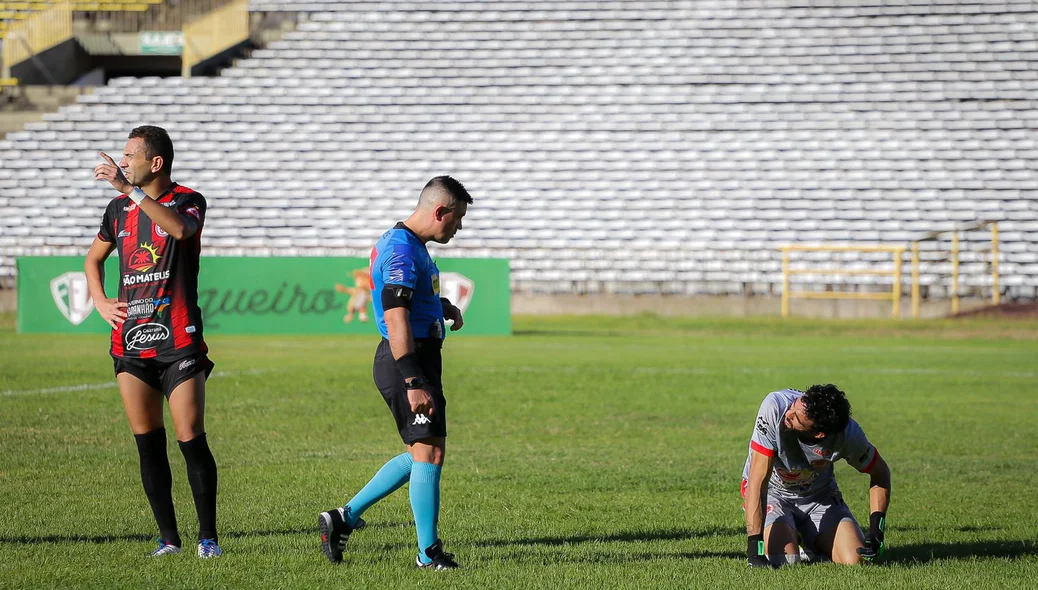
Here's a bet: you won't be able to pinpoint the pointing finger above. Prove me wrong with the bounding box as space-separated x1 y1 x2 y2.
99 151 118 166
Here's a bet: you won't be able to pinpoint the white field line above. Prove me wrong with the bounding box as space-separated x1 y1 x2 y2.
1 368 270 397
470 366 1037 379
634 367 1038 379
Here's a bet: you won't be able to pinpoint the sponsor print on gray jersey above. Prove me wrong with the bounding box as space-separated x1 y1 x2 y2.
742 389 877 501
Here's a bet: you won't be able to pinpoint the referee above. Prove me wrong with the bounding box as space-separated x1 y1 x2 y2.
320 176 471 570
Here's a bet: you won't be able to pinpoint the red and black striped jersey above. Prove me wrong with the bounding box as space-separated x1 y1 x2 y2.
97 183 208 361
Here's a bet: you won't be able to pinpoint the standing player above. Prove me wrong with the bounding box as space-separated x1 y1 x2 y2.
742 384 891 567
319 176 471 570
84 126 222 558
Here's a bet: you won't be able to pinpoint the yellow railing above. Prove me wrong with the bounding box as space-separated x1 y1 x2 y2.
780 245 905 318
1 0 71 74
181 0 247 77
910 221 1000 318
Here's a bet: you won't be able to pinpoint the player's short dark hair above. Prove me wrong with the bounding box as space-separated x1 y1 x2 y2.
129 125 174 175
424 175 472 205
802 384 851 436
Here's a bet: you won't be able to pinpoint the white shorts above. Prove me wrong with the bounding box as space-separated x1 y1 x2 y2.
764 490 858 552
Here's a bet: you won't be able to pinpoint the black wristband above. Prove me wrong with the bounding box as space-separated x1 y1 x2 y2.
747 534 764 559
869 511 886 536
395 352 423 381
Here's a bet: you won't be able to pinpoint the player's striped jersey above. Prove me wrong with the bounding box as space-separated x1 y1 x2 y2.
369 222 445 341
742 389 879 501
96 183 208 361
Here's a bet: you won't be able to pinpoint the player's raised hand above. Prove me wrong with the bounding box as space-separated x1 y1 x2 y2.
93 296 128 329
94 151 133 194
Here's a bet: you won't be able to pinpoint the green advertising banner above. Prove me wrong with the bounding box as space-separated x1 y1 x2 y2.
17 256 511 335
139 31 184 55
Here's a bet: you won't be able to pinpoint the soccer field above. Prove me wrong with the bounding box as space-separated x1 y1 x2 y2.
1 313 1037 589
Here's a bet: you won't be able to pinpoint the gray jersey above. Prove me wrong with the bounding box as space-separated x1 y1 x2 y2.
741 389 878 501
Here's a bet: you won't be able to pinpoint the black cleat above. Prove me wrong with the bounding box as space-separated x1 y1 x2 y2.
415 539 459 570
318 508 354 564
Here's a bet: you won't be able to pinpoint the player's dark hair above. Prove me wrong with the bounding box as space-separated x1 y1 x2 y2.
129 125 174 175
425 175 472 205
802 383 851 436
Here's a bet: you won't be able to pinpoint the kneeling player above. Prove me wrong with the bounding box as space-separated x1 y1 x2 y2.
742 384 891 567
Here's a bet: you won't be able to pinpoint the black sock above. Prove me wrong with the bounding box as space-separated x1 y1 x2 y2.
178 433 218 542
134 428 180 547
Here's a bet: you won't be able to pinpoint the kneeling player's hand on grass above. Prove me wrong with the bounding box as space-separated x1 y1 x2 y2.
747 534 775 569
747 554 773 568
857 512 886 562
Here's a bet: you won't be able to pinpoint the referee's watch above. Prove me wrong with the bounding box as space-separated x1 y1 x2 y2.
404 377 425 390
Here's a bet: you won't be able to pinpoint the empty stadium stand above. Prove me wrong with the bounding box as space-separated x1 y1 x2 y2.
1 0 1036 297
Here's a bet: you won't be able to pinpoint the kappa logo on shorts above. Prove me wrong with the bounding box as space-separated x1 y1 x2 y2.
179 358 196 371
412 414 431 426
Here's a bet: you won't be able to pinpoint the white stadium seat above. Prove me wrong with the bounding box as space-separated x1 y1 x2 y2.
1 1 1037 295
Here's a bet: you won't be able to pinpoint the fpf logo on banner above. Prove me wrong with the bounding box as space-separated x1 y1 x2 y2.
50 272 94 325
439 272 474 325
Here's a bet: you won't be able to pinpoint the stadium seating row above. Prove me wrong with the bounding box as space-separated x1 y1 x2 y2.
1 0 1035 297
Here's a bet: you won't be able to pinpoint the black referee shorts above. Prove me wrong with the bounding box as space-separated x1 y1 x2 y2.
373 338 446 444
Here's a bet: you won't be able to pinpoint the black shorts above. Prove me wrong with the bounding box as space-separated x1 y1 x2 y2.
112 353 215 399
373 338 446 444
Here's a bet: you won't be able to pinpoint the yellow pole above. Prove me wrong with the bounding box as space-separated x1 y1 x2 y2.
911 242 920 319
991 223 1000 305
781 249 790 318
892 248 903 318
951 232 959 315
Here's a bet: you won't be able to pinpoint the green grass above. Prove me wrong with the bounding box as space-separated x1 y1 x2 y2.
2 313 1037 589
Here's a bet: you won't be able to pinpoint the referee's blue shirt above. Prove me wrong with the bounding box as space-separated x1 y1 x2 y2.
370 222 445 341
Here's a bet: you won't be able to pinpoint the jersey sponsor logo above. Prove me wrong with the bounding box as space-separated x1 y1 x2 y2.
123 270 171 287
124 322 171 351
128 242 161 273
412 414 431 426
126 296 171 319
756 416 769 437
50 272 94 326
155 225 168 237
185 325 197 334
118 230 131 238
775 467 816 485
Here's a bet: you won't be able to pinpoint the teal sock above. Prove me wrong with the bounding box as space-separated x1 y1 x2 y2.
409 461 442 564
344 452 413 527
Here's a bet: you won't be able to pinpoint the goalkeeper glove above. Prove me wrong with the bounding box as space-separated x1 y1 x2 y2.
857 511 886 561
747 534 773 568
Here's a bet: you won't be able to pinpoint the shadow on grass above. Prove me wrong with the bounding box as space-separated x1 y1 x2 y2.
0 522 400 546
886 539 1038 566
477 525 744 548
